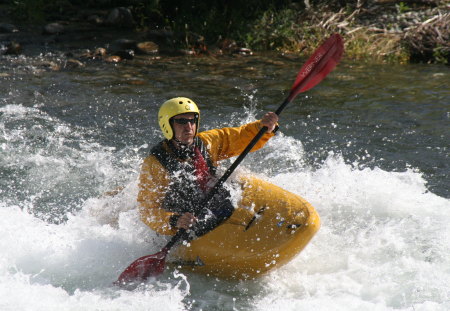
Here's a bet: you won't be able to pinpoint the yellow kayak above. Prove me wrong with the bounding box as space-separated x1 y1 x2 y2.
169 176 320 279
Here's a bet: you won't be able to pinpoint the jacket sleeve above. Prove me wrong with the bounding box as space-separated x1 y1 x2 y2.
137 155 178 235
197 120 275 163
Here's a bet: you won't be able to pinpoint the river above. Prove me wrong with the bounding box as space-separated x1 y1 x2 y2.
1 51 449 310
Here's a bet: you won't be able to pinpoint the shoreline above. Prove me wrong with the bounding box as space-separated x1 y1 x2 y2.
1 2 449 67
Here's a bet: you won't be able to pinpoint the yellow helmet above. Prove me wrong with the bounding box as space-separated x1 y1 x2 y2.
158 97 200 140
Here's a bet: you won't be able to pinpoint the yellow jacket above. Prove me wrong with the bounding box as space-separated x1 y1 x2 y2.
138 120 275 235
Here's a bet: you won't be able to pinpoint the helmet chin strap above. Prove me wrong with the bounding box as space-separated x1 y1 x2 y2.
173 137 195 148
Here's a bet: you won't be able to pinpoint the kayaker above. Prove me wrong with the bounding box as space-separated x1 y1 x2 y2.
138 97 278 238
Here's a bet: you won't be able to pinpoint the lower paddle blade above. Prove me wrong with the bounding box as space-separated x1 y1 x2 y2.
115 248 168 285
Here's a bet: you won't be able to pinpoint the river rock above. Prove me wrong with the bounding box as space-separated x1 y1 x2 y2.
64 59 84 69
112 38 137 51
94 47 107 58
87 15 104 25
112 49 134 60
105 7 135 28
234 47 253 56
136 41 158 54
105 55 122 63
77 47 107 60
179 49 196 55
217 38 238 54
77 49 92 58
40 61 60 71
1 41 22 55
0 23 19 33
77 48 107 60
43 23 65 35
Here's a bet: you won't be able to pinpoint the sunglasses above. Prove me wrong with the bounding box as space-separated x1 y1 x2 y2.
172 118 197 125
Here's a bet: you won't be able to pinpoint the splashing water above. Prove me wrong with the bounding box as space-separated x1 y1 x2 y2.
1 53 449 310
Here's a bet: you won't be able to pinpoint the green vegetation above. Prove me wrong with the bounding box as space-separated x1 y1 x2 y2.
245 8 301 51
9 0 76 22
9 0 47 23
433 45 449 65
396 2 411 14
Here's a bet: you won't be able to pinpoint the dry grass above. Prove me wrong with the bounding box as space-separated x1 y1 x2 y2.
344 29 409 63
258 4 445 64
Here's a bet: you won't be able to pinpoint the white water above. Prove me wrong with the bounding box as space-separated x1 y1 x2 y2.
1 102 449 311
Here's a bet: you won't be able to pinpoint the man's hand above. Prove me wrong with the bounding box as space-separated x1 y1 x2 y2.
176 212 197 230
260 112 279 133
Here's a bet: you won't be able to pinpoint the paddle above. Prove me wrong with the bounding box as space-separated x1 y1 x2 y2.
115 33 344 285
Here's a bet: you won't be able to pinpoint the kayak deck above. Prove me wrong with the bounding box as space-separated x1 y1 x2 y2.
169 176 320 279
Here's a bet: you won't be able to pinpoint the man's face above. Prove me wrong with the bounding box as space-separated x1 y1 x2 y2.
172 113 197 145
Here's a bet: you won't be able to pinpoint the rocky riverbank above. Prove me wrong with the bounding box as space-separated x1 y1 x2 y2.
0 1 449 70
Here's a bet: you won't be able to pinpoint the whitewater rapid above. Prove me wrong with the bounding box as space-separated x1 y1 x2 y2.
1 103 449 310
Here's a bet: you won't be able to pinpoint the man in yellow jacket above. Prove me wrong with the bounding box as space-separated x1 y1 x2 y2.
138 97 278 237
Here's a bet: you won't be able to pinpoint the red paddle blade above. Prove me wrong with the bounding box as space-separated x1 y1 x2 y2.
288 34 344 101
114 248 168 285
